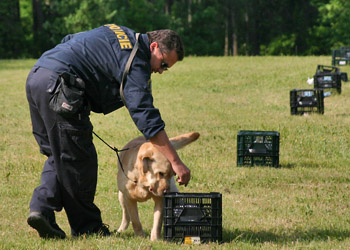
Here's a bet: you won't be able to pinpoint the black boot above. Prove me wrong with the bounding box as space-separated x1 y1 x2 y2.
94 223 111 236
27 211 66 239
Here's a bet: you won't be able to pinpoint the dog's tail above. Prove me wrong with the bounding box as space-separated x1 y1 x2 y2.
170 132 200 150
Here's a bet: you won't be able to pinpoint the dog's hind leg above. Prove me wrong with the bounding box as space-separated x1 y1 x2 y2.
150 196 163 241
117 191 130 232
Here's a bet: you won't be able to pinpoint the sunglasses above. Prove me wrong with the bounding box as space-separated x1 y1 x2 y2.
159 49 169 71
161 62 168 71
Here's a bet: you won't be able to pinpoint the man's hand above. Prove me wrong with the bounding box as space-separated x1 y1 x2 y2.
149 130 191 187
171 162 191 186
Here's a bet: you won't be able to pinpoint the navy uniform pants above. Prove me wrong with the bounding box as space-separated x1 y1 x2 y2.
25 66 103 235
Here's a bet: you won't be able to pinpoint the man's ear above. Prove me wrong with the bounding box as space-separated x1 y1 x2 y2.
150 42 158 52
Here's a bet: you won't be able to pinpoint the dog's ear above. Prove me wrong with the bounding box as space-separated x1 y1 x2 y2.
139 149 153 175
170 132 200 150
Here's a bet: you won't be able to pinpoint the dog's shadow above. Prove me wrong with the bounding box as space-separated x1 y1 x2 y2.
223 228 350 244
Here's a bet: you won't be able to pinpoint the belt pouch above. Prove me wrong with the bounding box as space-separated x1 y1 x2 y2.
49 72 85 117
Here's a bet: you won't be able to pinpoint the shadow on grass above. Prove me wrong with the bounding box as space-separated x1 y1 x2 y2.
223 227 350 244
336 113 350 117
279 162 329 169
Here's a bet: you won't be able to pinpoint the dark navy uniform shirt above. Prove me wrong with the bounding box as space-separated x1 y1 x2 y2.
35 24 165 140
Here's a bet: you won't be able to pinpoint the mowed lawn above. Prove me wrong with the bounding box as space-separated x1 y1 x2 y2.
1 56 350 249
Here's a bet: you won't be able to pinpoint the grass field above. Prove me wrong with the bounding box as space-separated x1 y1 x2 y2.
1 57 350 249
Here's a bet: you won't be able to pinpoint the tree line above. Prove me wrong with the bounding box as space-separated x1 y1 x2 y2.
1 0 349 59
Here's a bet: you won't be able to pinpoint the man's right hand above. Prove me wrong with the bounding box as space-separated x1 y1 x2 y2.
172 161 191 186
149 130 191 187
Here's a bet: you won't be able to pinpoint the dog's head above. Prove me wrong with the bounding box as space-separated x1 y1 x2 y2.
137 144 173 196
136 132 200 196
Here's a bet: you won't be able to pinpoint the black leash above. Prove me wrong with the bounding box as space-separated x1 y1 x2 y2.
92 131 137 183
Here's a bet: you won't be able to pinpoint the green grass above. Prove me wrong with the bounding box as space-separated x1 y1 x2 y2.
1 57 350 249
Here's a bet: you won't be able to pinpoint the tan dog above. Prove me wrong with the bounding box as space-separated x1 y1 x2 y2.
116 132 200 241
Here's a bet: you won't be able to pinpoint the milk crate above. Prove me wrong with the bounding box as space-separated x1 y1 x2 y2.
314 65 342 93
237 130 279 167
332 47 350 66
163 192 222 244
290 89 324 115
315 64 348 82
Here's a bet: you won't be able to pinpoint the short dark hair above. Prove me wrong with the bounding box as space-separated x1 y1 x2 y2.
147 30 184 61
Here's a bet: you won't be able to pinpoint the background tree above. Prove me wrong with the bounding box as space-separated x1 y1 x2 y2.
171 0 225 56
121 0 169 32
310 0 350 54
1 0 350 58
249 0 318 55
0 1 24 58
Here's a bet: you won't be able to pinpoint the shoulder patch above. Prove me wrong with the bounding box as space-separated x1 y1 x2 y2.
105 24 133 50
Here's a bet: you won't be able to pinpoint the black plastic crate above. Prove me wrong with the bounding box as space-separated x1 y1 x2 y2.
237 130 279 167
290 89 324 115
314 65 343 93
332 47 350 66
163 192 222 244
316 64 340 74
315 64 348 82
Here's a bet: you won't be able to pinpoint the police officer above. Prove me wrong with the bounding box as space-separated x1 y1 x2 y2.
25 24 190 238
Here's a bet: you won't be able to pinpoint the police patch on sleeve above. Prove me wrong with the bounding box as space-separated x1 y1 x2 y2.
105 24 133 50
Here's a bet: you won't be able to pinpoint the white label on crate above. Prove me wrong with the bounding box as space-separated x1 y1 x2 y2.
340 61 346 65
184 236 201 245
323 76 332 81
302 91 313 97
